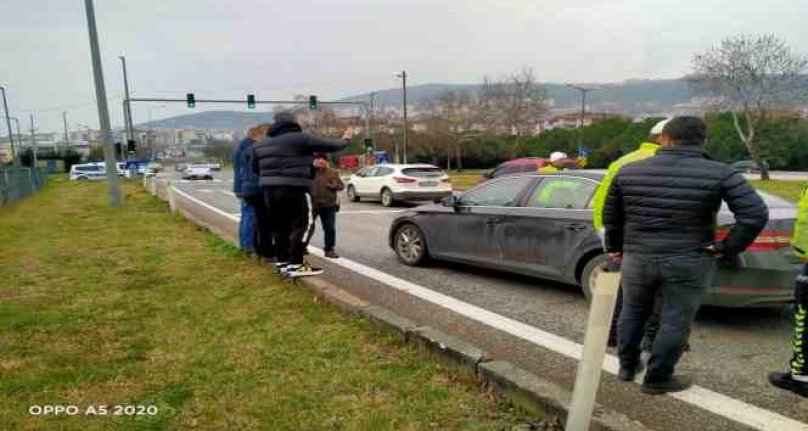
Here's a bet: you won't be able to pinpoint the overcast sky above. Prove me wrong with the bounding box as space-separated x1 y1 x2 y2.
2 0 808 133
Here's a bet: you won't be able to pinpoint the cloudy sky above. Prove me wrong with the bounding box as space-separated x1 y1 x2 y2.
2 0 807 133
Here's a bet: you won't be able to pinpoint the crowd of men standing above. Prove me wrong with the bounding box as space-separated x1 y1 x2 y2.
231 112 350 278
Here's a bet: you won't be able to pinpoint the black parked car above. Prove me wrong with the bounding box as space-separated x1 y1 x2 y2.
388 172 801 307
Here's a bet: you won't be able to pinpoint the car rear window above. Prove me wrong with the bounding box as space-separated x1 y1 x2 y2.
402 167 443 178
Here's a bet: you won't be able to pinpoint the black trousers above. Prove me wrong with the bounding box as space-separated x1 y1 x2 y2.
265 186 313 265
790 263 808 377
244 194 274 259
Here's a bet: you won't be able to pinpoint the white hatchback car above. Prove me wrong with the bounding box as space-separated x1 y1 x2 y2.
70 162 107 181
346 164 453 207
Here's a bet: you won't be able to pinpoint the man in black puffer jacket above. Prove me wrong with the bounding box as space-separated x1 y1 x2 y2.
253 112 350 277
603 116 768 394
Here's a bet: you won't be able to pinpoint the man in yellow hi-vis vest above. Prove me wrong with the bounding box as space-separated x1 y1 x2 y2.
592 118 668 347
770 184 808 397
538 151 569 173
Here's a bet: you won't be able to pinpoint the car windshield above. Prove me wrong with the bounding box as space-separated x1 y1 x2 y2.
402 167 443 178
460 177 533 207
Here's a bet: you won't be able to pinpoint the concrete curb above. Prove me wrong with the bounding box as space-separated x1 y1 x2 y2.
146 180 650 431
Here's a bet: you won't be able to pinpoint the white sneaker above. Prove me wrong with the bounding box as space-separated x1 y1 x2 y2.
285 262 325 278
274 262 289 274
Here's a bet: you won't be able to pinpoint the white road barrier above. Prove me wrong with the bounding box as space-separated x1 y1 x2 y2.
566 269 621 431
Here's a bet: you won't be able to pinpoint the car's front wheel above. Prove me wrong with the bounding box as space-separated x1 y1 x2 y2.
580 254 609 301
347 185 359 202
381 188 395 207
394 224 428 266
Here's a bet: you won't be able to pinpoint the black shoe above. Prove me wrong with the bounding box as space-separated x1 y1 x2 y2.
769 372 808 397
324 250 339 259
641 375 693 395
618 363 645 382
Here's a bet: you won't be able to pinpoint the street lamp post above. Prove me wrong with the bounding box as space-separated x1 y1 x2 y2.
1 85 16 162
395 71 408 163
118 56 135 147
83 0 122 207
566 84 607 158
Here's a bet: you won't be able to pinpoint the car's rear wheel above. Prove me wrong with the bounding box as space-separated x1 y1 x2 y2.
347 185 360 202
381 188 395 207
77 176 88 181
580 254 609 301
394 224 428 266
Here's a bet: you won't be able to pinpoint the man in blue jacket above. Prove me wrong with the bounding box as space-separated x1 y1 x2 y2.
232 124 272 258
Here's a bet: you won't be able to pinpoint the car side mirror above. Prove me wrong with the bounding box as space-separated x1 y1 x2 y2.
484 170 493 179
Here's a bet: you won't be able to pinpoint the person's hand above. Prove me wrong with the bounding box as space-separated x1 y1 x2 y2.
608 252 623 265
342 128 353 141
702 244 724 259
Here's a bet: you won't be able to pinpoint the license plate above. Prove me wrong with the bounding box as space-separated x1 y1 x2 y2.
420 181 438 187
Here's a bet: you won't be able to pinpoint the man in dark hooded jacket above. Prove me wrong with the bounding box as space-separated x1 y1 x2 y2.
253 112 350 277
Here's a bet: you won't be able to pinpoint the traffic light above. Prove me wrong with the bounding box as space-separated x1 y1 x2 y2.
363 138 373 153
126 139 136 154
309 95 318 110
247 94 256 109
186 93 195 108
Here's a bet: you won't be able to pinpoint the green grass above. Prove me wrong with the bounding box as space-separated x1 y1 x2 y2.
448 171 487 191
0 180 533 430
750 180 806 202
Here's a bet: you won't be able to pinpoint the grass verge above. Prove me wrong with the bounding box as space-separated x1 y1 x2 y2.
0 180 533 430
749 180 805 203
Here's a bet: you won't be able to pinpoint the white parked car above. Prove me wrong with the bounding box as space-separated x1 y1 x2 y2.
70 163 108 181
182 165 213 180
346 164 453 207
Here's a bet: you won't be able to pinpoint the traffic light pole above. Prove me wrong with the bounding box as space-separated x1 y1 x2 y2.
128 97 372 144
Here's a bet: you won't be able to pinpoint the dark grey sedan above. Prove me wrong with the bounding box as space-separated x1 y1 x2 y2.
388 172 801 307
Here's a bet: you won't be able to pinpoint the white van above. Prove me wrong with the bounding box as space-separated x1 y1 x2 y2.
70 163 107 181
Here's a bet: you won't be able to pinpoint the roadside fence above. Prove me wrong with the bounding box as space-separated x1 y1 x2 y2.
0 166 48 207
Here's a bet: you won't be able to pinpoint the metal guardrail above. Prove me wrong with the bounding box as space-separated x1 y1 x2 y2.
0 166 48 207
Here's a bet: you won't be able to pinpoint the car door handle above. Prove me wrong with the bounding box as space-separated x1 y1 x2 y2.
565 223 588 231
486 217 504 225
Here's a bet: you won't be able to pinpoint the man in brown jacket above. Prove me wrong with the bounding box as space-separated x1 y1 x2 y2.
308 154 345 258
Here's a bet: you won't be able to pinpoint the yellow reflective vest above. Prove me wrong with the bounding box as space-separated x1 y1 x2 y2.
592 142 661 230
793 184 808 261
537 165 560 174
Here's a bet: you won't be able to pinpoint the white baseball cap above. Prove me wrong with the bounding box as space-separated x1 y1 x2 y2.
649 118 671 135
549 151 568 163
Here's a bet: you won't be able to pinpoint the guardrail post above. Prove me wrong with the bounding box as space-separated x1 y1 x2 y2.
565 266 621 431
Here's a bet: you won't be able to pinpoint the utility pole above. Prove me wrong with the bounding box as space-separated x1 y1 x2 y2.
29 114 39 184
398 71 409 163
83 0 122 207
62 111 69 153
118 55 135 147
566 84 607 158
1 85 15 162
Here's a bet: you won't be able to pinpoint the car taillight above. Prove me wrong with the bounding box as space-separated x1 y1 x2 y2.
394 177 417 184
715 228 792 252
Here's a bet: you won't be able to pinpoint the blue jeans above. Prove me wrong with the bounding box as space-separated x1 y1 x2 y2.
238 199 255 252
316 206 338 251
617 252 715 383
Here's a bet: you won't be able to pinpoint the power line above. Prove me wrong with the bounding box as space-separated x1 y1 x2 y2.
17 94 123 113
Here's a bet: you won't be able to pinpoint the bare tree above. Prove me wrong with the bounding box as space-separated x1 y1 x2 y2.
436 89 479 170
480 67 549 150
691 34 807 179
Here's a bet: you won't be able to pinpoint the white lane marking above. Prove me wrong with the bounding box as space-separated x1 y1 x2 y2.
172 186 241 221
170 185 808 431
197 189 215 193
339 210 406 215
219 190 236 197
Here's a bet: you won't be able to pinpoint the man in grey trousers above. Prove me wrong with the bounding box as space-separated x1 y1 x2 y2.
603 116 768 394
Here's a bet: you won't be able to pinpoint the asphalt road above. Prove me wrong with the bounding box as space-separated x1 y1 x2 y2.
171 167 806 426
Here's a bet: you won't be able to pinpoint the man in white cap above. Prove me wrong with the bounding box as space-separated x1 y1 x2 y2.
538 151 569 173
591 118 669 347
